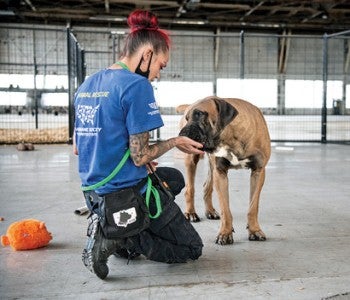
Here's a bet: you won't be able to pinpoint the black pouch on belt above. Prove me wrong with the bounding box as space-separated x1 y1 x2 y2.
101 180 150 239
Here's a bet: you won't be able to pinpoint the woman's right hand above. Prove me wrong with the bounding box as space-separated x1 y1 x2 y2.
175 136 204 155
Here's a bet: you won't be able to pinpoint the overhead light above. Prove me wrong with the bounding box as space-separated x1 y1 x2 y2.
110 31 126 35
0 10 15 16
240 22 281 28
172 19 207 25
89 15 126 22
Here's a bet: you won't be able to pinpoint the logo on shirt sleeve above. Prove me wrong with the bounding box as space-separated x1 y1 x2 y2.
148 101 160 116
148 102 158 110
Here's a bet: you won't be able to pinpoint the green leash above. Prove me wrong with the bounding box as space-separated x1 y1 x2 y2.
116 61 130 71
81 149 131 192
81 149 162 218
146 176 162 219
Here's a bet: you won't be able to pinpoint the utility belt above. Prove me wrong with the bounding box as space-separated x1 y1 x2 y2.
81 149 174 239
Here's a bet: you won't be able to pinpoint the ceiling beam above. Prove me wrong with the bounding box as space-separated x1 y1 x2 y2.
105 0 110 14
240 1 265 21
3 0 350 33
23 0 37 12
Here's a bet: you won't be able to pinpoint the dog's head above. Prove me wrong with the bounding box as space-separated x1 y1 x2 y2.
178 96 238 152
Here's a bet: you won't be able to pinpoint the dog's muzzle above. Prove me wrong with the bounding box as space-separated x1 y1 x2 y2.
179 123 215 152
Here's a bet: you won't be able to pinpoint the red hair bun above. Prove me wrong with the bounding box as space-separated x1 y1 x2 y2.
128 10 159 32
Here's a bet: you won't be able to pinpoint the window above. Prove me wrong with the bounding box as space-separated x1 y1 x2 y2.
153 81 213 107
217 79 277 108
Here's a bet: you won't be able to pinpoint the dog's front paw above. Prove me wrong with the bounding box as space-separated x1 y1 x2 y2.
205 210 220 220
248 230 266 241
184 212 201 222
215 232 234 245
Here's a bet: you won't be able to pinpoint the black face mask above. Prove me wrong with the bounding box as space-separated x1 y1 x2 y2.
135 52 153 79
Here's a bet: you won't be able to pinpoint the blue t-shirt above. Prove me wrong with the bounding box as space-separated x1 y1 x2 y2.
74 69 164 195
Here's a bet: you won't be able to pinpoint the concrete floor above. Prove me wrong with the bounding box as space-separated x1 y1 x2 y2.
0 143 349 300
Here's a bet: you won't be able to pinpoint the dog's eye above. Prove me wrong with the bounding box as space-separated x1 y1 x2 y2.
193 109 207 121
194 111 200 119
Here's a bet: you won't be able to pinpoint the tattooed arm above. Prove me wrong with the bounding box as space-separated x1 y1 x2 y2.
129 132 204 167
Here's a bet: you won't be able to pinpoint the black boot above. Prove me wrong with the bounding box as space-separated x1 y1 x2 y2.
82 214 117 279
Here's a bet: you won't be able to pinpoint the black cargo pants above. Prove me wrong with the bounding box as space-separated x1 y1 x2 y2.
84 167 203 263
132 167 203 263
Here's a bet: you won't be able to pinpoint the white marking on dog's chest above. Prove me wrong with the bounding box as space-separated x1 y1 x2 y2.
213 146 250 168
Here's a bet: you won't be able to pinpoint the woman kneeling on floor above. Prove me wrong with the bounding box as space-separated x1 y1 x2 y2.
73 9 204 279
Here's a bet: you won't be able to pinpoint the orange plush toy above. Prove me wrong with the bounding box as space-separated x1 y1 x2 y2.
1 219 52 251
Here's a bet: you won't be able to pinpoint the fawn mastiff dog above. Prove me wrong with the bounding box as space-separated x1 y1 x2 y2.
177 96 271 245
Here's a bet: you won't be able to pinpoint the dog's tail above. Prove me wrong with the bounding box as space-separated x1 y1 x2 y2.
176 104 190 114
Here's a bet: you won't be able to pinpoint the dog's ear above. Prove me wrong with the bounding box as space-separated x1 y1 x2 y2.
176 104 190 114
213 98 238 130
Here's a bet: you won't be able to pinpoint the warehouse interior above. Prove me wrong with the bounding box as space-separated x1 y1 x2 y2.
1 1 350 299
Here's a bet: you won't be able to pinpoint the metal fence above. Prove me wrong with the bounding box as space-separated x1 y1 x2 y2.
67 28 86 144
0 24 349 144
0 25 85 144
322 30 350 143
0 25 69 143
